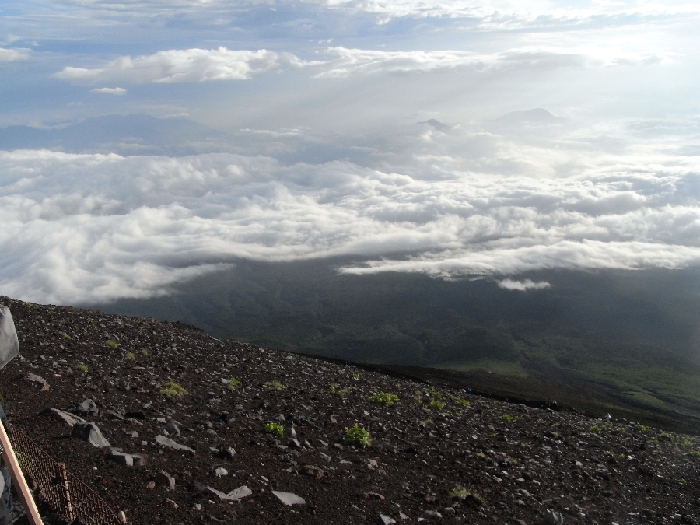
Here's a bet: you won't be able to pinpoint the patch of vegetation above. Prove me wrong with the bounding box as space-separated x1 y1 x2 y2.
368 392 399 406
330 384 350 397
60 333 72 340
428 398 445 410
589 425 601 434
264 422 284 436
75 363 89 373
140 348 149 356
159 381 186 398
343 424 371 448
450 487 484 505
125 352 135 360
227 378 243 391
500 414 515 423
418 419 433 428
635 424 651 432
351 373 360 380
475 452 487 459
688 451 700 458
449 395 470 406
263 381 285 390
105 340 119 349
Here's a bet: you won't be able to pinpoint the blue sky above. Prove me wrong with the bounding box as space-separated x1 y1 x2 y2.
1 1 700 303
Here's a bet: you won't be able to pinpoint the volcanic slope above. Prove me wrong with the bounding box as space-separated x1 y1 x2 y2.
1 297 699 524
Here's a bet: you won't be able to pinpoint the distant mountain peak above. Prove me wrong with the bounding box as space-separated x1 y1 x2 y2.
418 119 451 133
492 108 563 125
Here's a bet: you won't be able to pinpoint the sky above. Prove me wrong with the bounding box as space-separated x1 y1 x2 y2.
1 0 700 304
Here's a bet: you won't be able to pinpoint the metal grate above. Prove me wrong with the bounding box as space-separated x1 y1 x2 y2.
10 425 125 525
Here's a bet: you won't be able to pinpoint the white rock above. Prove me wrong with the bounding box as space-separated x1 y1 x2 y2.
272 491 306 506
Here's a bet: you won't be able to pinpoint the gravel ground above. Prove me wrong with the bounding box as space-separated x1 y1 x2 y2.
1 296 699 525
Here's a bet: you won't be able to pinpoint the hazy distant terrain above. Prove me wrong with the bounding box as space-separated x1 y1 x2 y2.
92 260 700 426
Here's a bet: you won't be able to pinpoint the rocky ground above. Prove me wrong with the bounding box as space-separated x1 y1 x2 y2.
1 296 699 525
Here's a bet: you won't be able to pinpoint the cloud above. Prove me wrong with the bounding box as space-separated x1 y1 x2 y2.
498 278 550 291
0 47 29 62
313 46 667 79
91 87 127 95
56 47 316 84
2 143 700 304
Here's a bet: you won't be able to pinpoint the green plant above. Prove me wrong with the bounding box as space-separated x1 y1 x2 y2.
61 333 72 340
689 451 700 458
351 373 360 380
449 487 484 505
75 363 89 373
264 422 284 436
659 432 673 441
369 392 399 406
330 384 350 397
140 348 150 356
428 398 445 410
449 395 470 406
500 414 514 423
635 424 650 432
589 425 601 434
343 424 371 448
159 381 186 398
227 378 243 391
125 352 135 360
418 418 433 428
263 381 285 391
105 340 119 349
475 452 487 459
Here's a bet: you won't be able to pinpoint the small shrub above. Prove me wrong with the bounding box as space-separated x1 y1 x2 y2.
105 340 119 349
475 452 487 459
428 398 445 410
688 451 700 458
351 373 360 380
227 378 243 391
369 392 399 406
343 424 371 448
450 395 470 406
140 348 150 356
659 432 673 442
125 352 135 360
589 425 601 434
159 381 186 398
418 419 433 428
450 487 484 505
635 424 650 433
501 414 513 423
263 381 285 391
264 422 284 436
60 333 72 340
75 363 89 373
330 384 350 397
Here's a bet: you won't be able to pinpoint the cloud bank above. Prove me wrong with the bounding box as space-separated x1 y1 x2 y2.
498 278 550 291
1 146 700 304
56 48 314 84
0 48 29 62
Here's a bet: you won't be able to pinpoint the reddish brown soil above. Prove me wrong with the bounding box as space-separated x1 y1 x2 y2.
1 297 699 524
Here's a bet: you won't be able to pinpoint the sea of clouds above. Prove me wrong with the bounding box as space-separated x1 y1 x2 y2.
1 128 699 304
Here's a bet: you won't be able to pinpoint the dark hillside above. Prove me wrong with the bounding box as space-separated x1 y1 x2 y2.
1 297 700 524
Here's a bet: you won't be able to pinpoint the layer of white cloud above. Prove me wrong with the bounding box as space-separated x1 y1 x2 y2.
0 48 29 62
91 87 127 95
1 144 700 304
498 278 550 291
56 48 315 84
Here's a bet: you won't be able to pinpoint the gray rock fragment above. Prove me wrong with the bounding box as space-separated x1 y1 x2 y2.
164 421 180 436
272 491 306 506
72 422 111 447
107 449 146 467
207 485 252 501
155 471 176 489
542 509 564 525
380 514 396 524
0 307 19 370
155 435 194 454
25 372 49 391
75 399 99 416
213 467 228 478
45 408 86 427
